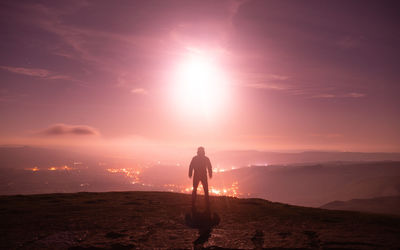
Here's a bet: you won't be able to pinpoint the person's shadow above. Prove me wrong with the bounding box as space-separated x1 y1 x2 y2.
185 211 220 249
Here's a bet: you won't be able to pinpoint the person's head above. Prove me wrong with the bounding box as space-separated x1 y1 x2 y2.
197 146 205 156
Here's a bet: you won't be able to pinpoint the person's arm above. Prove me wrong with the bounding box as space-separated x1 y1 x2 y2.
189 157 194 178
207 157 212 179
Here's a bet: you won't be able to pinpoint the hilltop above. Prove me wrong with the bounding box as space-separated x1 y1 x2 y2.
0 191 399 249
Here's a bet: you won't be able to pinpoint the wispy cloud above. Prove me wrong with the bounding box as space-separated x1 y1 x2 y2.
312 93 337 99
0 66 70 80
0 66 50 77
268 74 290 80
20 2 166 90
244 82 289 90
342 92 366 98
240 73 291 91
27 2 164 65
312 92 366 99
239 72 367 100
38 124 99 136
131 88 148 95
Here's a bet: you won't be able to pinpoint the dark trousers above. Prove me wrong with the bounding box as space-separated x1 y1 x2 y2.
192 175 210 211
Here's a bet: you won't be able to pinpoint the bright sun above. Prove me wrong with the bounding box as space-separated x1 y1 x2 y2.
172 52 229 119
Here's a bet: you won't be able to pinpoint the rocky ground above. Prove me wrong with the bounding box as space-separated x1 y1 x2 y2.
0 191 399 249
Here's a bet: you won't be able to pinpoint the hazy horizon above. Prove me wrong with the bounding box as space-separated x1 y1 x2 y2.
1 145 399 208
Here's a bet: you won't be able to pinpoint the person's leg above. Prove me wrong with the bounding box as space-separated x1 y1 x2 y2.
202 178 210 211
192 176 200 212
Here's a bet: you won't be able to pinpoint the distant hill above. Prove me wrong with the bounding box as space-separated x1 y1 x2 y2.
321 196 400 215
213 162 400 207
0 191 399 249
211 150 400 166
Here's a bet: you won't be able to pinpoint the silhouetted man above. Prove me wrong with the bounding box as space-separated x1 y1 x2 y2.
189 146 212 212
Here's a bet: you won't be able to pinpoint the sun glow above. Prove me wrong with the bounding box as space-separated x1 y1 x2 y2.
172 52 229 119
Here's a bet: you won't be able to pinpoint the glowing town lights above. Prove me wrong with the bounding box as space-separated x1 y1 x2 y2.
25 166 40 171
63 165 73 170
106 167 141 183
211 188 221 195
106 167 241 197
24 165 76 171
182 181 240 197
107 169 119 173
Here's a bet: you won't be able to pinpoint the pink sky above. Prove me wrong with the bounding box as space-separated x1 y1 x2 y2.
0 0 399 153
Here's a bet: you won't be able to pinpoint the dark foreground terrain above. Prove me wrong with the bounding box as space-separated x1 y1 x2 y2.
0 192 399 249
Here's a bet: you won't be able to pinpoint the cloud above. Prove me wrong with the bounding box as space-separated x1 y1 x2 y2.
0 66 70 80
131 88 148 95
39 124 99 136
240 72 366 100
240 73 291 91
312 92 366 99
244 83 288 90
312 94 336 99
18 2 170 89
343 92 366 98
0 66 50 77
268 74 290 80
